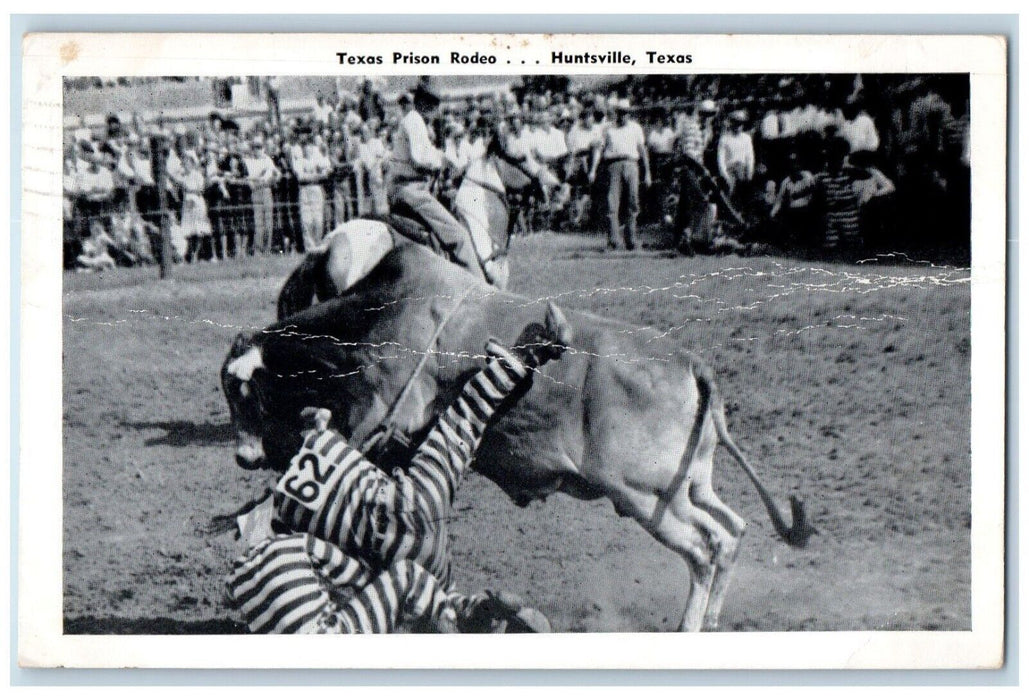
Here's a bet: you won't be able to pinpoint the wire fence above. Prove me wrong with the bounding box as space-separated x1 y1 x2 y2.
64 164 613 269
64 149 972 273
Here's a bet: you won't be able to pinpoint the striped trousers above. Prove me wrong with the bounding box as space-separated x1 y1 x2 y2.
226 533 455 634
227 343 535 633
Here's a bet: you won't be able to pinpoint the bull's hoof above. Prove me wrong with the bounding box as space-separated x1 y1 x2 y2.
701 616 721 632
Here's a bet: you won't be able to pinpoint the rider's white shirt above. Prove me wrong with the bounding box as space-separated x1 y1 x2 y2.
391 110 444 179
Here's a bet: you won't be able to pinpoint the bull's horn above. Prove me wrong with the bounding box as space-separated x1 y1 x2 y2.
230 331 252 357
545 302 573 348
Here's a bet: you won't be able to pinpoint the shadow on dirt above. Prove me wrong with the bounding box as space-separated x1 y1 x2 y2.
65 616 245 635
558 225 971 267
123 420 236 447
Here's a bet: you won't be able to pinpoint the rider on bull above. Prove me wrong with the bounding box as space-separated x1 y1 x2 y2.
387 80 484 280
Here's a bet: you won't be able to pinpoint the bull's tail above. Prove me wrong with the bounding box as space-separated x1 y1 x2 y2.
694 364 816 547
277 250 328 320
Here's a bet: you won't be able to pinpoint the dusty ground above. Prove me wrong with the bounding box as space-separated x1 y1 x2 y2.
62 232 971 633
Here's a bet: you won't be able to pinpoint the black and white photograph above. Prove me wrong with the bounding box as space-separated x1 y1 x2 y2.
19 32 1006 669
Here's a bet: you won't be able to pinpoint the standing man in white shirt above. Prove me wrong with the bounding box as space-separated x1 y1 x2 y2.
355 122 387 217
294 130 331 251
386 82 481 278
245 136 282 254
533 110 570 183
717 109 756 196
589 98 652 251
565 108 603 228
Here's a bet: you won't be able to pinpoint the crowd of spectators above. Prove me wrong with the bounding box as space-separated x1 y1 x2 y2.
62 74 971 271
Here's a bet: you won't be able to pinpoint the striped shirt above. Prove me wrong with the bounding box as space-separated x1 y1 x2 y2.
820 170 861 248
272 354 526 586
566 123 601 155
227 351 531 633
676 116 711 164
779 171 816 210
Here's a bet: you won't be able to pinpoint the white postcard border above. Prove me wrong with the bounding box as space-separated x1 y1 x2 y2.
19 32 1008 670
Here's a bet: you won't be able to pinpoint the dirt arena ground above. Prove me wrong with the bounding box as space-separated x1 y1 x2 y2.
62 232 971 633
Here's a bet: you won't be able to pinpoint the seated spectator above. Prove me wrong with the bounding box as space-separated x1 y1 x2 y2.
111 209 158 266
107 211 139 266
76 219 118 272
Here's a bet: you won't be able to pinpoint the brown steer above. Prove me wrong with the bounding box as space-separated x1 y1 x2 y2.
221 243 812 631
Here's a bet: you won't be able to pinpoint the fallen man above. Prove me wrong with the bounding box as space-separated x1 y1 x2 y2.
225 303 572 633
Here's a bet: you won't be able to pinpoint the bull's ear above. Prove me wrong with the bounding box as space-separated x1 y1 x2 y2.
545 302 573 347
230 332 251 358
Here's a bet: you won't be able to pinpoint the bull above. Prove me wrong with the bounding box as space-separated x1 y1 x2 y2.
221 243 813 632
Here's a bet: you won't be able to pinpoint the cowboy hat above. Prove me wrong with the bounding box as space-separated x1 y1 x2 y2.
412 81 442 108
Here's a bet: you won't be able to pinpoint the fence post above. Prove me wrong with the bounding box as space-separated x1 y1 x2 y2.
149 134 173 279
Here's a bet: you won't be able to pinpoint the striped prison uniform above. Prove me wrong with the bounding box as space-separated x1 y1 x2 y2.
226 533 455 633
820 171 861 249
226 347 531 633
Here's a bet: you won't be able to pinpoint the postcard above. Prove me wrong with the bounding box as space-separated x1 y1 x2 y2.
19 32 1006 669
